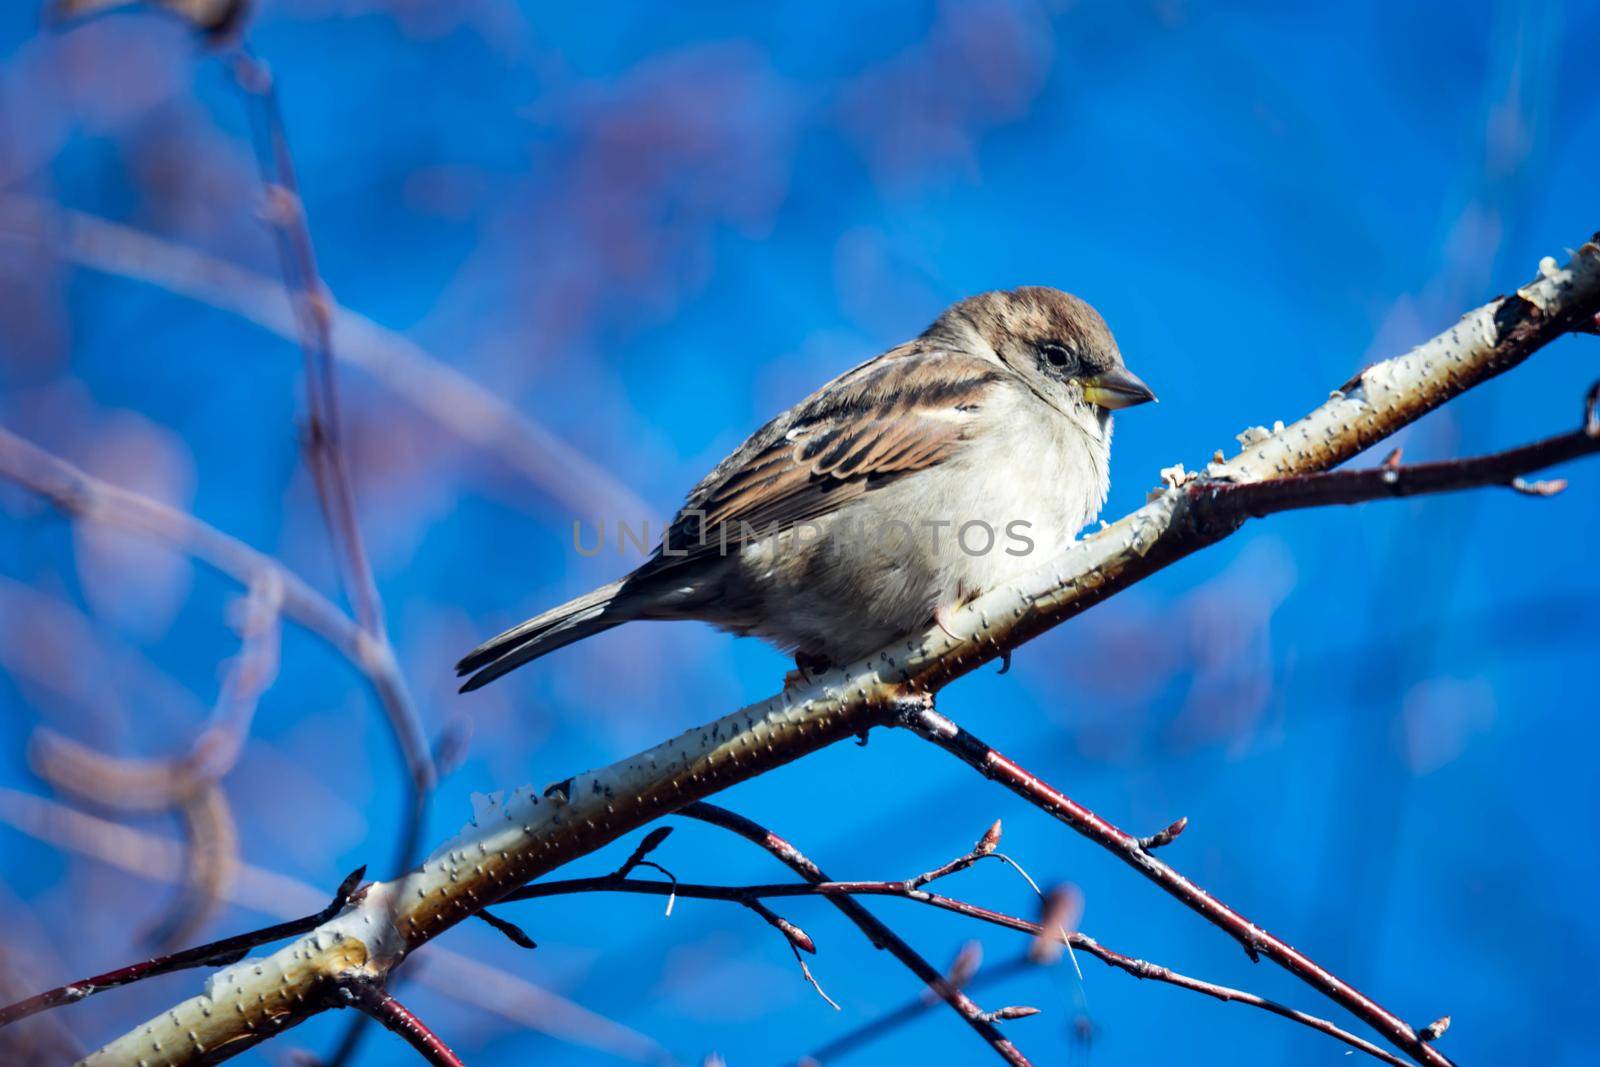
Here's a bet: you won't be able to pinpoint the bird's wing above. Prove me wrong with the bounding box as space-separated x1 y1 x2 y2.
643 344 1008 572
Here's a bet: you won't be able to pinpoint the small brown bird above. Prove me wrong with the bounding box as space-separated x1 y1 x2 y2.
458 287 1154 692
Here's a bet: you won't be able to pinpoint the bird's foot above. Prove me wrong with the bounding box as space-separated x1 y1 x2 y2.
784 651 833 692
933 603 961 642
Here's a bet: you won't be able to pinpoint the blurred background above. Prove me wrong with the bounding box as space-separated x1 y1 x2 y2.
1 1 1597 1064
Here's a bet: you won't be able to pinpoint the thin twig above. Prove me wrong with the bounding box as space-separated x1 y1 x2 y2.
507 873 1408 1066
338 979 466 1067
800 953 1036 1067
0 788 670 1062
1187 418 1600 521
74 238 1600 1066
224 46 435 881
227 49 382 637
0 867 364 1029
681 803 1032 1067
896 702 1447 1067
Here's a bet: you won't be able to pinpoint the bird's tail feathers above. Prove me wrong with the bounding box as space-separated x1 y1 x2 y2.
456 579 628 691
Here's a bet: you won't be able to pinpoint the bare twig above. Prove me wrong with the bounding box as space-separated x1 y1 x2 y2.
338 979 466 1067
896 701 1441 1067
222 47 436 881
474 909 537 950
1186 416 1600 521
681 803 1031 1066
0 787 671 1062
506 870 1408 1066
0 866 363 1029
69 236 1600 1065
227 51 379 636
797 943 1016 1067
616 826 675 877
905 818 1003 888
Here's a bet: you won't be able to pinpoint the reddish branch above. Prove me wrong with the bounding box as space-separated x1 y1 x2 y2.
226 46 436 880
228 51 382 640
680 803 1033 1066
0 867 364 1029
1186 403 1600 522
11 370 1590 1067
338 979 466 1067
507 858 1407 1065
800 948 1027 1067
895 702 1452 1067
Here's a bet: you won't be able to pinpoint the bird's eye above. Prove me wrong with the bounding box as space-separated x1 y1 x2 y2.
1040 343 1072 369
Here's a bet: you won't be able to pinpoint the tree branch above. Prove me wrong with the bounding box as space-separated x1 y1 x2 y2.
796 943 1009 1067
1187 409 1600 520
504 868 1408 1066
0 427 433 876
224 47 436 878
0 197 651 522
681 804 1030 1066
0 867 364 1029
226 50 382 640
895 701 1445 1066
337 979 466 1067
0 787 671 1062
68 237 1600 1065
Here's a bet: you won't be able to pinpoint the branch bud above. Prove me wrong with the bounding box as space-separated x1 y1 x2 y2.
983 1005 1041 1023
775 916 815 954
1138 816 1188 851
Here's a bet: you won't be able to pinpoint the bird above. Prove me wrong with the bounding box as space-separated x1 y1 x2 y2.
457 286 1155 693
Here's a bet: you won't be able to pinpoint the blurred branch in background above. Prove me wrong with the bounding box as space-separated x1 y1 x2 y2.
0 428 430 876
795 943 1072 1067
0 956 82 1067
0 199 651 522
224 44 436 879
0 787 673 1063
41 235 1599 1067
0 865 364 1029
5 4 1599 1066
23 570 282 947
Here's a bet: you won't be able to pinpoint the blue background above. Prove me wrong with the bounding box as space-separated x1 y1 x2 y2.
2 1 1598 1064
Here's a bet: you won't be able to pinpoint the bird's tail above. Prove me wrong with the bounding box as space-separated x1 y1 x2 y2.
456 579 628 692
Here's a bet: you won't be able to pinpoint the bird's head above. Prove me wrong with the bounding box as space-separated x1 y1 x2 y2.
932 286 1156 435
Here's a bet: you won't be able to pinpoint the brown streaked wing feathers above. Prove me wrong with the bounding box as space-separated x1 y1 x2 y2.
640 344 1005 574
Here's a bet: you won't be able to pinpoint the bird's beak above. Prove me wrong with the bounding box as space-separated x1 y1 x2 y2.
1082 367 1158 410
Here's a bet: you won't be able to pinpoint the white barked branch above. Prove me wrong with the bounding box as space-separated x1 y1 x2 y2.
81 233 1600 1065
